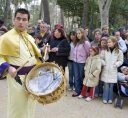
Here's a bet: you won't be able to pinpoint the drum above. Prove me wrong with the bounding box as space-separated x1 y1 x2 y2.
24 62 66 105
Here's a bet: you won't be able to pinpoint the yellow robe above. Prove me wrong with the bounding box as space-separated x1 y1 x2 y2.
0 28 42 118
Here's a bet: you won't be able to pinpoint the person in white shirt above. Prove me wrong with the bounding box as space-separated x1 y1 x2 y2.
115 31 127 53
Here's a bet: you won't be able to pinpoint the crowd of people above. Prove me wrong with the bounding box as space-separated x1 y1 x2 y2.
27 21 128 104
0 9 128 116
27 22 128 104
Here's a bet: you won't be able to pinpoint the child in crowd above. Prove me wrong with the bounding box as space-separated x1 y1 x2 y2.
101 36 123 104
95 36 108 97
78 46 101 101
117 66 128 81
99 37 108 52
68 31 77 91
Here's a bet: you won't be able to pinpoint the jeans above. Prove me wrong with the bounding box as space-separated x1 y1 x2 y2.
95 80 103 96
68 61 74 88
73 62 85 95
103 83 114 101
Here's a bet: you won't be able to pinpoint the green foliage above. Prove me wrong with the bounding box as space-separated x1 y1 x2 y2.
29 4 40 25
0 0 33 28
57 0 100 29
57 0 84 18
57 0 128 30
110 0 128 29
0 0 128 30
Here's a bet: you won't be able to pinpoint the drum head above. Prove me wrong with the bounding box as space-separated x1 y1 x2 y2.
25 63 63 96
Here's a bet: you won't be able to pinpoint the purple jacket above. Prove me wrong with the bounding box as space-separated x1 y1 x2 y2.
73 41 91 63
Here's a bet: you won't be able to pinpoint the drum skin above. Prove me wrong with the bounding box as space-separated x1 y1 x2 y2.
24 62 66 105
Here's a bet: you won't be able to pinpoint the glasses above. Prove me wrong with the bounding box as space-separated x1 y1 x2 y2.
15 17 28 22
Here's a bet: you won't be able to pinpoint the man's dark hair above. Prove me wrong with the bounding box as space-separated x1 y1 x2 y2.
14 8 30 21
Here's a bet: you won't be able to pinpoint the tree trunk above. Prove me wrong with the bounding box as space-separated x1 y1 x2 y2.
98 0 112 28
39 0 43 20
42 0 50 25
72 16 75 29
60 8 64 26
3 0 11 25
82 0 89 28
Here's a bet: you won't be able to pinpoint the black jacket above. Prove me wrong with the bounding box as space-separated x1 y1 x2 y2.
48 37 70 70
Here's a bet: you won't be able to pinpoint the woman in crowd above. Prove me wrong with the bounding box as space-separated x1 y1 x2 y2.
68 31 77 91
48 26 70 71
72 28 91 97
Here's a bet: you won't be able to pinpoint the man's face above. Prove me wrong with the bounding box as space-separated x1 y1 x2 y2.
13 13 29 32
115 32 120 40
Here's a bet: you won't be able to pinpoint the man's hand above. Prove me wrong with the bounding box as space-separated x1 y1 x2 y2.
8 66 17 78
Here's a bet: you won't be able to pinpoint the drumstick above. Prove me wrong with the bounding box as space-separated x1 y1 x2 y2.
16 60 29 72
43 43 49 61
14 60 29 85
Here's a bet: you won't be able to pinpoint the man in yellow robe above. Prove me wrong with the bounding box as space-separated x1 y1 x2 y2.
0 8 42 118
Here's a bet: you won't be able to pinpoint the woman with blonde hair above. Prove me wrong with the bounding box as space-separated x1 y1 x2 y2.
101 36 123 104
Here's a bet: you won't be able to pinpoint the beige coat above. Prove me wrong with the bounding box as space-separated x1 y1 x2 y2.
83 55 101 87
101 49 123 83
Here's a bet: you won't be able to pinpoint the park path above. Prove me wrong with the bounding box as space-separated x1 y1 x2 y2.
0 68 128 118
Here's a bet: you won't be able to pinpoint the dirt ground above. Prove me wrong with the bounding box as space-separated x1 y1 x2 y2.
0 68 128 118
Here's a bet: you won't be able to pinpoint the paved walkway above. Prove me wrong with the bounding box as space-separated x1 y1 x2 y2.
0 68 128 118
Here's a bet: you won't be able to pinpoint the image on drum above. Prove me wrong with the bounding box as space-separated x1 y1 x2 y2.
28 66 63 95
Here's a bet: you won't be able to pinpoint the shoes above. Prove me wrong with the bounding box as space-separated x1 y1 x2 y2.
108 100 112 104
94 94 98 98
68 87 75 91
85 97 92 102
68 87 73 91
78 95 83 99
103 100 107 104
73 87 75 91
72 93 79 97
99 94 102 97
